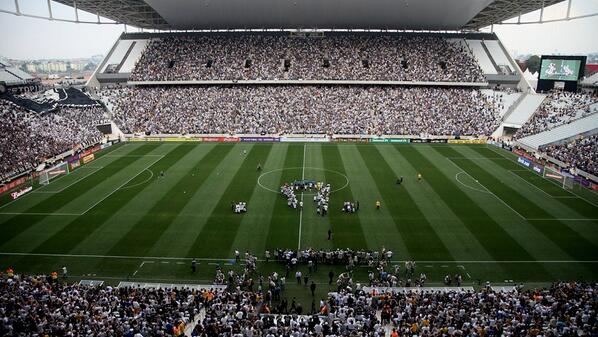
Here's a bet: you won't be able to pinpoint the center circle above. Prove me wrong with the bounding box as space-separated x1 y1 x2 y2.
257 167 349 195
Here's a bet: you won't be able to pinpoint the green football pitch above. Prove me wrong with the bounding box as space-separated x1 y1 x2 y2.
0 142 597 290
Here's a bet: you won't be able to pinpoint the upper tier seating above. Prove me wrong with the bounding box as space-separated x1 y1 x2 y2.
105 86 500 136
130 35 485 82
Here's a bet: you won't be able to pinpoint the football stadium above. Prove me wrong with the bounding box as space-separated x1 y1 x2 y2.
0 0 597 336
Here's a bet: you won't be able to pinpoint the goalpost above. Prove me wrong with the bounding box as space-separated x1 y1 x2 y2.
543 166 575 190
39 162 70 185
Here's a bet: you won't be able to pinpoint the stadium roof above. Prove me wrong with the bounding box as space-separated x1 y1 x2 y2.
53 0 564 31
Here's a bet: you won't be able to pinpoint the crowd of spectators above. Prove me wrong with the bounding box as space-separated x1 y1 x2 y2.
349 282 596 336
541 134 598 176
0 100 106 181
515 90 598 139
130 35 485 83
106 86 500 136
3 272 595 337
0 274 197 336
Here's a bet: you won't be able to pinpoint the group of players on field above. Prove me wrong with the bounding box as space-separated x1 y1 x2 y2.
184 149 424 214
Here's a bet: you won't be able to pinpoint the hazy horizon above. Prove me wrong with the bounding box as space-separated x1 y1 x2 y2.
0 0 597 60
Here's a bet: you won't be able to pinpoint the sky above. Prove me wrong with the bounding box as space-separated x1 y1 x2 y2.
0 0 597 60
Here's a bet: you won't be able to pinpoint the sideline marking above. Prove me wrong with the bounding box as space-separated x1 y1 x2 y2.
103 154 164 157
0 166 104 212
507 169 577 199
0 146 131 210
487 145 598 208
526 218 598 221
0 155 167 216
0 212 80 216
0 252 596 264
447 157 507 160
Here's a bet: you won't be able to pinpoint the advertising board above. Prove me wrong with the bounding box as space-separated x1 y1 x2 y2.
447 139 486 144
202 137 240 142
239 137 280 142
371 138 411 143
69 159 81 171
410 138 448 143
0 176 29 194
517 156 532 168
280 137 329 142
81 154 95 164
334 138 370 143
532 163 544 175
10 186 33 200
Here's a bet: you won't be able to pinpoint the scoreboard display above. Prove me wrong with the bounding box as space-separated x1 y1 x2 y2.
539 59 582 81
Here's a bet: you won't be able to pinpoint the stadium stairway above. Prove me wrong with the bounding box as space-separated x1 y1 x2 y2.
480 41 501 74
517 112 598 150
184 308 205 336
582 72 598 87
481 89 523 118
502 93 546 127
483 40 515 74
466 40 498 75
492 93 544 138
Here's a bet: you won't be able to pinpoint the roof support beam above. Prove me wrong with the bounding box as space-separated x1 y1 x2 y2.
566 0 572 19
540 0 544 22
73 0 79 22
47 0 53 19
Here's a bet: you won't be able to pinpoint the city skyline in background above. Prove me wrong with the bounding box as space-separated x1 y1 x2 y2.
0 0 597 61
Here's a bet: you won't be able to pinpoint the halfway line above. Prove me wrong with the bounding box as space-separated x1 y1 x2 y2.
298 143 306 251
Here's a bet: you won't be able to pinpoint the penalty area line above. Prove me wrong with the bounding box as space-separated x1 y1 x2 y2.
79 155 164 215
446 157 525 220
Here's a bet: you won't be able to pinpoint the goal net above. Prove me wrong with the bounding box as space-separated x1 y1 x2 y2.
39 162 69 185
543 166 574 190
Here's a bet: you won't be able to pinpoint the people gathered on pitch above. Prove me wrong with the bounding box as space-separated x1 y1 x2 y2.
280 183 299 209
341 201 359 213
314 183 331 216
273 247 396 266
232 201 247 213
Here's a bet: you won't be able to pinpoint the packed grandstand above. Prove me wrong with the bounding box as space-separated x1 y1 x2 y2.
1 272 596 337
2 40 597 179
1 1 598 335
129 35 486 82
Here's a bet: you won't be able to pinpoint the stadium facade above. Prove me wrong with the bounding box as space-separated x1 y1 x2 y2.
51 0 564 31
